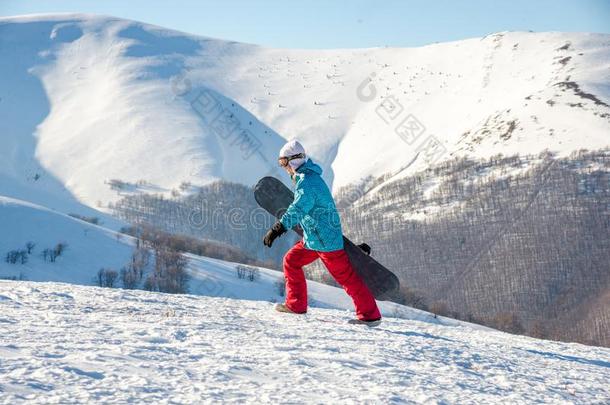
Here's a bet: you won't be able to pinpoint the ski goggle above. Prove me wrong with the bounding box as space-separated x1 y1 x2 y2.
278 153 305 167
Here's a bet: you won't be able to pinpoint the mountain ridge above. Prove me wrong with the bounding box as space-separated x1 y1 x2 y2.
1 13 608 214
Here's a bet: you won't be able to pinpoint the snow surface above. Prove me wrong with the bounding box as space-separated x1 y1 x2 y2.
1 281 609 404
1 14 608 215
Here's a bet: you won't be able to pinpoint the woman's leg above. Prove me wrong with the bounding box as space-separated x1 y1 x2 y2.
283 240 319 313
319 249 381 321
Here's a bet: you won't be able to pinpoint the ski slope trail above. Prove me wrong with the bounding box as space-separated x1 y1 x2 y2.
1 281 609 404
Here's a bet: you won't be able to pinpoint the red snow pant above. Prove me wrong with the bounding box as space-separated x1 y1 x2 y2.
283 240 381 321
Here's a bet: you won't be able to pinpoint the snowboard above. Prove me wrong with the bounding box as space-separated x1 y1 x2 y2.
254 176 400 300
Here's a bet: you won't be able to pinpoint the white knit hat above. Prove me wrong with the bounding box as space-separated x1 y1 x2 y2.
279 140 307 169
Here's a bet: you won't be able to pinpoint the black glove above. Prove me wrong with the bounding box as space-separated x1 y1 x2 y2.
263 221 287 248
358 243 371 256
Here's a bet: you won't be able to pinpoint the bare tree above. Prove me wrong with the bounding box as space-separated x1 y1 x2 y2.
97 268 118 288
5 250 28 264
96 268 104 287
54 242 67 257
247 267 260 282
25 242 35 254
492 313 525 335
148 246 190 294
275 276 286 297
430 302 450 318
104 269 118 288
120 266 138 289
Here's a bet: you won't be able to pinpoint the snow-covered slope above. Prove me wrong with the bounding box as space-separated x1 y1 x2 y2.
0 196 133 284
1 15 609 400
1 281 609 403
1 13 608 214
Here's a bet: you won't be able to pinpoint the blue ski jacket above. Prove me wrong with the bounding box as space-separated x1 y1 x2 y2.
279 159 344 252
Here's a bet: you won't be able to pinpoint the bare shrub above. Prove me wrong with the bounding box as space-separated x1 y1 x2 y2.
430 301 450 318
236 265 260 282
119 225 268 267
388 285 428 311
120 266 138 289
43 242 68 262
492 312 525 335
68 213 100 225
247 267 260 282
236 265 247 279
148 246 190 294
25 242 35 254
5 250 28 264
275 276 286 297
97 268 118 288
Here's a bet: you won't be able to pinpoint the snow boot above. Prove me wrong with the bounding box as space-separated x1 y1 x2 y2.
348 318 382 327
274 303 306 314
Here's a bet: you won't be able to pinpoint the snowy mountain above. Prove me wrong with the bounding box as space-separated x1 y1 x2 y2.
1 11 609 403
1 13 608 214
1 12 609 354
1 281 609 403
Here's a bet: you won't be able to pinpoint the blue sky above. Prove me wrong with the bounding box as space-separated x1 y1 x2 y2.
1 0 609 48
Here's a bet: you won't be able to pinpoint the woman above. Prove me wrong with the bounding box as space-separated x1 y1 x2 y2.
263 140 382 326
